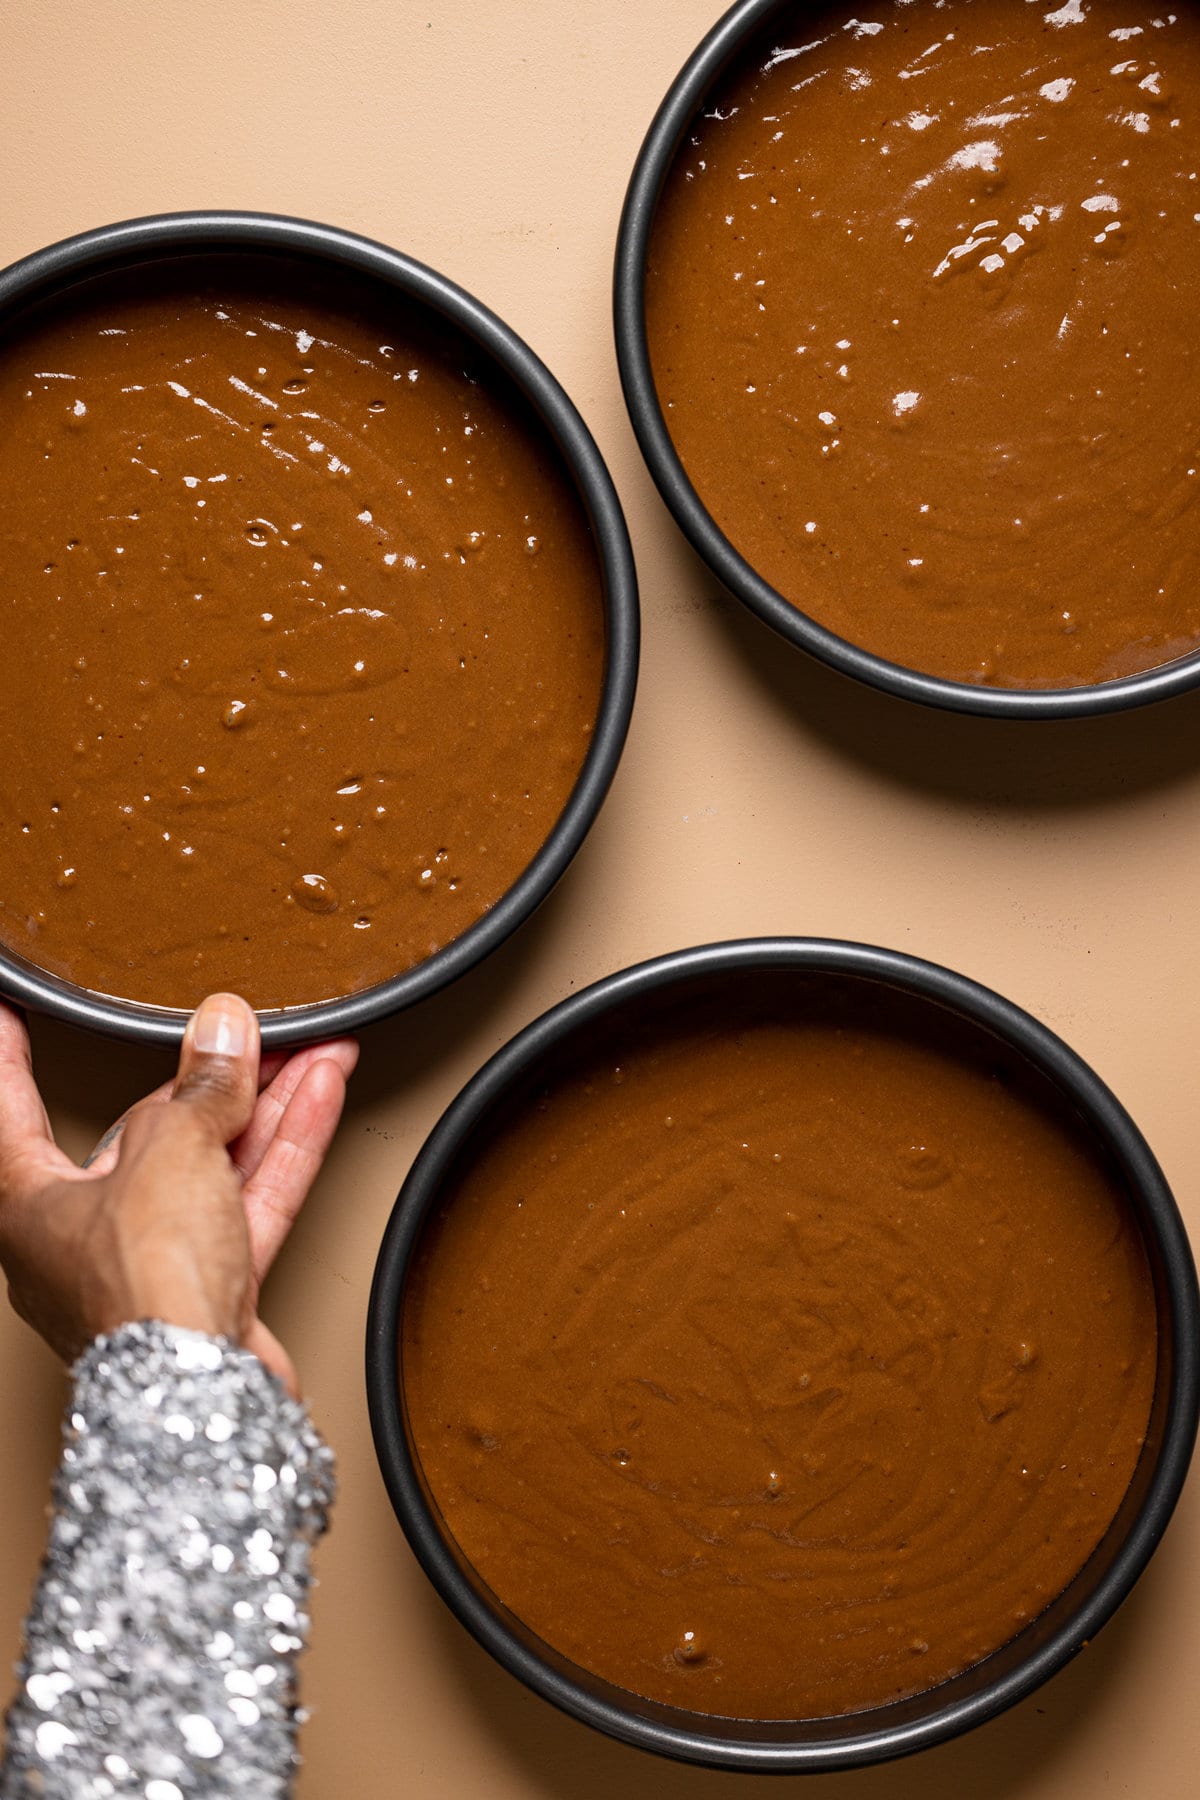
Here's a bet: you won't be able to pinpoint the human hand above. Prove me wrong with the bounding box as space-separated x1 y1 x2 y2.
0 993 358 1394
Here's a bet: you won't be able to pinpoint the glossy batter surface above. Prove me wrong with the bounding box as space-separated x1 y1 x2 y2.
404 982 1156 1720
0 261 604 1008
647 0 1200 687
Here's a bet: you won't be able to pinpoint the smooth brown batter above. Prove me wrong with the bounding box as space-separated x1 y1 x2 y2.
404 979 1156 1720
0 260 604 1009
647 0 1200 687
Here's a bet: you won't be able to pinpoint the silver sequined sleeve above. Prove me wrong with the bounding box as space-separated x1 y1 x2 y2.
0 1320 335 1800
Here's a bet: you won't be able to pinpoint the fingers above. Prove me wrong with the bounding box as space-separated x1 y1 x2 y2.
244 1057 351 1286
170 994 261 1146
81 1117 133 1171
82 1046 292 1179
232 1038 359 1184
0 1001 67 1196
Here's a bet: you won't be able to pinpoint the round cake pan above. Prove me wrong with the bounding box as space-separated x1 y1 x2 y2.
0 210 638 1047
367 937 1199 1773
613 0 1200 719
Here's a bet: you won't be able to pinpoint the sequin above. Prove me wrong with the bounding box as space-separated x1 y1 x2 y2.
0 1321 333 1798
177 1715 223 1759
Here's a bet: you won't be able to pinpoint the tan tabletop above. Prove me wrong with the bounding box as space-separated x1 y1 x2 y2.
2 3 1198 1795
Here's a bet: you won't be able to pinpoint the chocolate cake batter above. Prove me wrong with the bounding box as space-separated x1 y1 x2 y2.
404 980 1156 1720
647 0 1200 687
0 260 604 1008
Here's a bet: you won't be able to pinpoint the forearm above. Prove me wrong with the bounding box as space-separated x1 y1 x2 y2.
0 1321 334 1800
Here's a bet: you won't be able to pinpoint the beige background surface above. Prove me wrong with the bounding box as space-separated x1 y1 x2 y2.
1 2 1198 1794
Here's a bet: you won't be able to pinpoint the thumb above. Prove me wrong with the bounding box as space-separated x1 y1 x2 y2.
172 994 261 1146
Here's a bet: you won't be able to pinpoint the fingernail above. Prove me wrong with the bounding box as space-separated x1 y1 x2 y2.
191 993 251 1057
